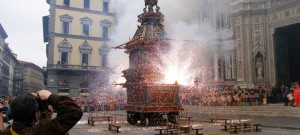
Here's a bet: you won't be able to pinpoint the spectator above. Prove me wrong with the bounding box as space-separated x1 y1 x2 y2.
293 82 300 107
0 90 83 135
284 86 291 106
0 103 4 130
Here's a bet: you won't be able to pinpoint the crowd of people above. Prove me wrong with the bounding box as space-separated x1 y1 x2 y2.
0 96 15 122
180 82 300 107
181 86 264 106
281 82 300 107
72 92 127 112
0 82 298 134
0 92 128 114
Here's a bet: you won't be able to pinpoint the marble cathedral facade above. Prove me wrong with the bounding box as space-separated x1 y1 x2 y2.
199 0 300 88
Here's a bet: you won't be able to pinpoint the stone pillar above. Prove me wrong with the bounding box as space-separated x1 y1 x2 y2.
214 52 219 81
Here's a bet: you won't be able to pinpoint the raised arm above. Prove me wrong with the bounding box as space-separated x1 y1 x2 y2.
31 90 83 135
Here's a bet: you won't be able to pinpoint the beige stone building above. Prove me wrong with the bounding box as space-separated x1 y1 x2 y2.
14 61 45 95
197 0 300 88
44 0 114 96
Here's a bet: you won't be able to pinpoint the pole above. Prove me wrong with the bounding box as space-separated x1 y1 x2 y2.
96 107 98 118
238 113 241 123
114 114 117 125
214 110 216 122
104 106 106 118
239 113 242 133
251 120 253 132
111 114 113 125
230 110 232 124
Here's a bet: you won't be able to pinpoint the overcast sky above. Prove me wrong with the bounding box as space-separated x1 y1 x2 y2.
0 0 49 68
0 0 202 69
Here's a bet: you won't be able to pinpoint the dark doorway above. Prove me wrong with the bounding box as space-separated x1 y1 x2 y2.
274 23 300 87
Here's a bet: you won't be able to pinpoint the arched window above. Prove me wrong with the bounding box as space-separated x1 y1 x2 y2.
255 52 264 80
58 39 72 65
79 41 92 66
99 43 110 68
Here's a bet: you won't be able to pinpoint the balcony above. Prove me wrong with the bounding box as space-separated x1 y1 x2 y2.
47 64 102 71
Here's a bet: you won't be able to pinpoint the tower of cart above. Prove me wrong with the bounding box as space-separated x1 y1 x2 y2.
116 0 184 126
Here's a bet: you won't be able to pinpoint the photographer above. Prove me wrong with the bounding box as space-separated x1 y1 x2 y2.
0 103 4 130
0 90 83 135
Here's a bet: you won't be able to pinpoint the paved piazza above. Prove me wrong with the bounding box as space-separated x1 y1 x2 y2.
69 104 300 135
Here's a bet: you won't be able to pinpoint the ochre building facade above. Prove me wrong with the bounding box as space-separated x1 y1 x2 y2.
44 0 114 96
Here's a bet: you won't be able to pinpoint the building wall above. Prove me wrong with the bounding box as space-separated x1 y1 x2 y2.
22 64 45 93
0 24 19 96
53 37 110 66
195 0 236 86
1 44 18 96
54 9 114 37
196 0 300 88
47 0 114 66
13 66 24 95
231 0 300 87
46 0 114 96
47 70 106 97
55 0 114 13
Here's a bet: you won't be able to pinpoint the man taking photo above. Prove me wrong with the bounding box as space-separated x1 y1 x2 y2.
0 90 83 135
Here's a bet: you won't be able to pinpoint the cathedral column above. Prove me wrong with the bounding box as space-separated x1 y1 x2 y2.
214 51 219 81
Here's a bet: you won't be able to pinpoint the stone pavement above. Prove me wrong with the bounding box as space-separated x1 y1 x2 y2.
68 104 300 135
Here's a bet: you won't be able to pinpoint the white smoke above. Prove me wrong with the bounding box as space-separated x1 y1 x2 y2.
160 21 214 85
108 0 143 87
108 0 234 87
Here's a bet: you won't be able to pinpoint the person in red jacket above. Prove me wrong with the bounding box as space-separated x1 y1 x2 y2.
294 82 300 107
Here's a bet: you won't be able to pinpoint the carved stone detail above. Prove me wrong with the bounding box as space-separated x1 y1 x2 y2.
58 38 72 51
255 52 264 82
79 40 92 53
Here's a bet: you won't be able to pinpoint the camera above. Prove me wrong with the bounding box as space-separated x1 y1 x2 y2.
35 97 49 111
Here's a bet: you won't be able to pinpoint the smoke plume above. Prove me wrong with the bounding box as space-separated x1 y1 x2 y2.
108 0 233 87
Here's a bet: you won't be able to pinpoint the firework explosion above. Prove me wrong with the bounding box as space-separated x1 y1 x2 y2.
108 0 233 100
